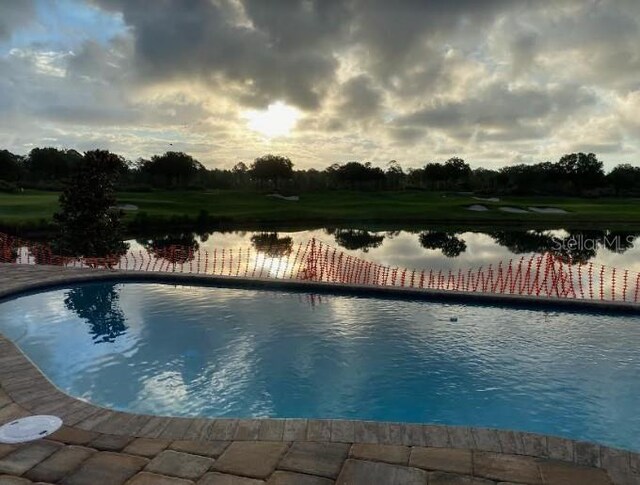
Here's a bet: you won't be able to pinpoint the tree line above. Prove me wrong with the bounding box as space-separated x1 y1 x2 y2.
1 147 639 196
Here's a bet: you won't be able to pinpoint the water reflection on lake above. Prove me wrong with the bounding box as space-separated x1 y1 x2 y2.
127 227 640 274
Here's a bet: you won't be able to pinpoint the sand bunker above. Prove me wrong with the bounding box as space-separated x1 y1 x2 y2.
117 204 138 211
473 196 500 202
466 204 567 215
267 194 299 201
527 206 568 214
467 204 489 211
499 206 530 213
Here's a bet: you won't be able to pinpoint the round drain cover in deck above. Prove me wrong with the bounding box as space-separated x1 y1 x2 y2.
0 415 62 443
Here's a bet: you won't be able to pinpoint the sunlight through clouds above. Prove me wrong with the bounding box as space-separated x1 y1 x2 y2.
243 102 301 138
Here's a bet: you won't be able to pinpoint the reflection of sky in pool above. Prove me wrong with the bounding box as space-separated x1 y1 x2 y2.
1 282 640 450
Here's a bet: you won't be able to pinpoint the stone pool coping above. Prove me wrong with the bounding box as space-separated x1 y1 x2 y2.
1 263 639 484
1 263 638 315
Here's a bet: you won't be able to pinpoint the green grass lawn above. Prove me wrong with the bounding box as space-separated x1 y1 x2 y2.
1 189 640 231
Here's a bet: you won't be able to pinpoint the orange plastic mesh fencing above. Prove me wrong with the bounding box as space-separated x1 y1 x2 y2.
1 233 638 304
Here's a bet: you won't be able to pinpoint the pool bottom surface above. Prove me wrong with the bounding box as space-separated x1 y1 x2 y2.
0 281 639 451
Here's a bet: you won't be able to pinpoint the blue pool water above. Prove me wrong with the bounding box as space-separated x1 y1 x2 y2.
1 282 639 450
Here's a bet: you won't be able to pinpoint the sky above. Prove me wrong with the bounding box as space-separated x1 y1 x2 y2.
0 0 639 170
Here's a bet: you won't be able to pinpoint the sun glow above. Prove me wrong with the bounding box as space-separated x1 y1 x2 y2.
243 101 301 138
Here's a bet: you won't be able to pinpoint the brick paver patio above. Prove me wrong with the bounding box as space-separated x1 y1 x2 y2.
0 264 639 484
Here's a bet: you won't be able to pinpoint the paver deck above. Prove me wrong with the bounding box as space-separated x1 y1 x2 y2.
0 264 639 484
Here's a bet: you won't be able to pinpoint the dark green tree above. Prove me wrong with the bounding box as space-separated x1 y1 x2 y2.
232 161 250 187
141 151 205 187
490 230 555 254
443 157 472 180
250 232 293 257
385 160 405 189
469 167 499 194
53 150 129 257
325 161 385 190
0 150 23 182
327 228 384 252
137 232 199 264
608 164 640 195
250 154 294 190
64 284 128 343
419 231 467 258
557 153 605 193
422 158 471 190
26 147 83 182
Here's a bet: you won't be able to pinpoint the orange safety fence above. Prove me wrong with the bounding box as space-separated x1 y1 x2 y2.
1 233 639 304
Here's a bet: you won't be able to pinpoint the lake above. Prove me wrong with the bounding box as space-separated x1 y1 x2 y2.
126 227 640 275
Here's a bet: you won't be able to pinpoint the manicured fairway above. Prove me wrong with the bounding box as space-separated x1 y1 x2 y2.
1 189 640 230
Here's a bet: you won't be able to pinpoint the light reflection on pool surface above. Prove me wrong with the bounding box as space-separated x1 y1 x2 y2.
0 281 639 450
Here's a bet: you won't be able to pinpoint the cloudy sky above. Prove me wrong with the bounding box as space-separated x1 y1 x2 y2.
1 0 639 170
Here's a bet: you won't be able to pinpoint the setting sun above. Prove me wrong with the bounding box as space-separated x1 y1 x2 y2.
243 101 301 138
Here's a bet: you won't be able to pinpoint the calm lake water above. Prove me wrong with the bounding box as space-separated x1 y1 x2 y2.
126 227 640 274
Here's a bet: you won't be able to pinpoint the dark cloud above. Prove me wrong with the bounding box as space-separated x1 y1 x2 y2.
37 104 141 125
87 0 533 110
90 0 349 110
388 126 425 144
571 142 624 154
349 0 525 85
395 83 596 136
511 1 640 91
338 75 383 119
67 38 133 85
510 31 539 76
0 0 34 40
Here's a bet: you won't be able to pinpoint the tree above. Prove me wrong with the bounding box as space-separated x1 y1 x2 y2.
53 150 129 257
470 167 499 194
422 162 446 189
232 161 249 187
557 153 605 193
250 155 293 190
608 164 640 195
141 151 205 187
443 157 471 181
327 229 384 252
490 230 554 254
326 161 385 190
0 150 23 182
138 232 199 264
26 147 83 182
419 231 467 258
385 160 405 189
250 232 293 257
64 284 128 343
233 161 248 173
422 158 471 190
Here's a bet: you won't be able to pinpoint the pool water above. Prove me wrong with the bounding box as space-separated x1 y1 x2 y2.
1 282 639 450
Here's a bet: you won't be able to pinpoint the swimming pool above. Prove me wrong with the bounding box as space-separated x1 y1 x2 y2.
1 281 639 451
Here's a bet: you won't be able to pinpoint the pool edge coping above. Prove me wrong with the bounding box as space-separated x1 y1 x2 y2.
1 266 639 315
0 264 638 483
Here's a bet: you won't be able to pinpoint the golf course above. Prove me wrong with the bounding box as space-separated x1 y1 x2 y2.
2 189 640 232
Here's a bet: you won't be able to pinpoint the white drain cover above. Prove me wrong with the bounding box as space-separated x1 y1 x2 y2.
0 415 62 444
